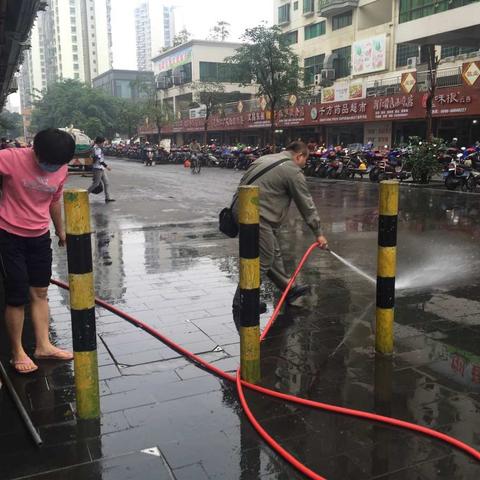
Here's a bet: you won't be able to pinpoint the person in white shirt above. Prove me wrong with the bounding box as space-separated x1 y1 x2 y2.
87 136 115 203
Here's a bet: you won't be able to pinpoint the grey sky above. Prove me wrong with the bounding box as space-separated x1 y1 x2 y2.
111 0 273 69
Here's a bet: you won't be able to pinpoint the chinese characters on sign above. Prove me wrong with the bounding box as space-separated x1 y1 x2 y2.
312 101 368 124
277 106 305 126
432 91 473 116
157 48 192 73
373 95 414 120
364 122 392 148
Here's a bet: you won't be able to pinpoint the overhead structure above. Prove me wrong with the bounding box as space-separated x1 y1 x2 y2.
0 0 46 108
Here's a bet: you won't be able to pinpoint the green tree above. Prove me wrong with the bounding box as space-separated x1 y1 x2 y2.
115 98 144 139
209 21 230 41
227 25 305 151
173 28 191 47
192 81 226 145
133 78 171 144
0 110 23 138
30 80 118 139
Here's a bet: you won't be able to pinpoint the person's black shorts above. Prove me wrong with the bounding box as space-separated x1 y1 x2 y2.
0 229 52 306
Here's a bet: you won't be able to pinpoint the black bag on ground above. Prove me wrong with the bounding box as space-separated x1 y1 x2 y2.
91 183 103 194
218 157 290 238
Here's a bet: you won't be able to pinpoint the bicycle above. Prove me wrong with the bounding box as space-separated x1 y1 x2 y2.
190 154 201 174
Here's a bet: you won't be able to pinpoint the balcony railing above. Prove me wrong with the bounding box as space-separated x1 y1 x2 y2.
317 0 359 17
173 65 466 120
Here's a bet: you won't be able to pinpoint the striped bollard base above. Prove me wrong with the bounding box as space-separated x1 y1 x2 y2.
376 181 399 356
238 186 261 384
64 189 100 419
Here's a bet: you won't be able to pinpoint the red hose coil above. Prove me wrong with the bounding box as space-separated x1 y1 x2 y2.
51 242 480 479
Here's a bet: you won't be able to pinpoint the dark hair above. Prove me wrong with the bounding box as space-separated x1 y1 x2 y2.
33 128 76 165
286 141 308 156
95 136 105 144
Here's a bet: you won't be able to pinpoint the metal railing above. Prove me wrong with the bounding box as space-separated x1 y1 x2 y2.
173 64 468 120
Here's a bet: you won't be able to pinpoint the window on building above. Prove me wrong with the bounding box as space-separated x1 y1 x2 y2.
305 21 326 40
74 73 80 79
332 46 351 78
70 7 75 15
304 54 325 85
73 45 78 51
303 0 315 14
396 43 419 67
72 35 77 42
199 62 241 82
332 11 352 30
73 63 79 70
399 0 479 23
282 30 298 46
294 1 299 10
73 54 78 61
440 45 477 58
278 3 291 24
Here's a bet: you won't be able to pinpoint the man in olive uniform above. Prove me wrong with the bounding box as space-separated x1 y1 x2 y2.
232 141 328 316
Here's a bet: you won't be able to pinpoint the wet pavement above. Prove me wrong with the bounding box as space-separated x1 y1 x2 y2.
1 159 479 479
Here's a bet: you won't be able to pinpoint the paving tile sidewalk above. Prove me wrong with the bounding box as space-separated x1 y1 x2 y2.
1 173 480 479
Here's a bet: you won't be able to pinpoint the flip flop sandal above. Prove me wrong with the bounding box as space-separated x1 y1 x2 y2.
10 359 39 374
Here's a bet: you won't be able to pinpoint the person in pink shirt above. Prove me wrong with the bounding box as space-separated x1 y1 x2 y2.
0 128 75 374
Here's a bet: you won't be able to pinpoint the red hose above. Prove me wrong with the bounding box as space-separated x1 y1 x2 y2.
51 245 480 479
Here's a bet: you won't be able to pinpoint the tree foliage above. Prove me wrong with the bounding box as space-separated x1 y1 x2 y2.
226 25 306 150
133 78 172 143
30 80 119 139
28 79 155 140
192 81 226 144
0 110 23 138
173 28 191 46
209 21 230 41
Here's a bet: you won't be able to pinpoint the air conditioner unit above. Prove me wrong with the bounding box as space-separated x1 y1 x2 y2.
406 57 418 69
321 69 335 81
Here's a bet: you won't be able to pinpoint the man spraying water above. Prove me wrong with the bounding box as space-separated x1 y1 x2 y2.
232 141 328 320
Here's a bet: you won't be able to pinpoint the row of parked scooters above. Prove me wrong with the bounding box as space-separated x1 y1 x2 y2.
304 146 411 182
305 144 480 191
439 146 480 191
105 141 480 191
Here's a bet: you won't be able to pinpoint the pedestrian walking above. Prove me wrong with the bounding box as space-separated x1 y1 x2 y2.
232 141 328 317
0 128 76 374
87 136 115 203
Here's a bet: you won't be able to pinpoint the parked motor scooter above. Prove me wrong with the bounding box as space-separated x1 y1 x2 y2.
443 154 469 191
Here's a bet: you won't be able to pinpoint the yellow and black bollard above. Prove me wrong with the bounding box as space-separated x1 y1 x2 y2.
64 189 100 419
238 185 261 384
375 180 399 355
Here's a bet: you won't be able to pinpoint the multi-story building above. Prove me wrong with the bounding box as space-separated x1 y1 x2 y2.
134 1 175 71
18 0 113 111
139 2 480 146
138 40 259 145
273 0 480 145
92 69 154 99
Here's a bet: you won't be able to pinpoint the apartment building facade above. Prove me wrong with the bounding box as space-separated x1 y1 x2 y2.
139 1 480 146
274 0 480 146
134 1 175 71
138 40 259 144
18 0 113 112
